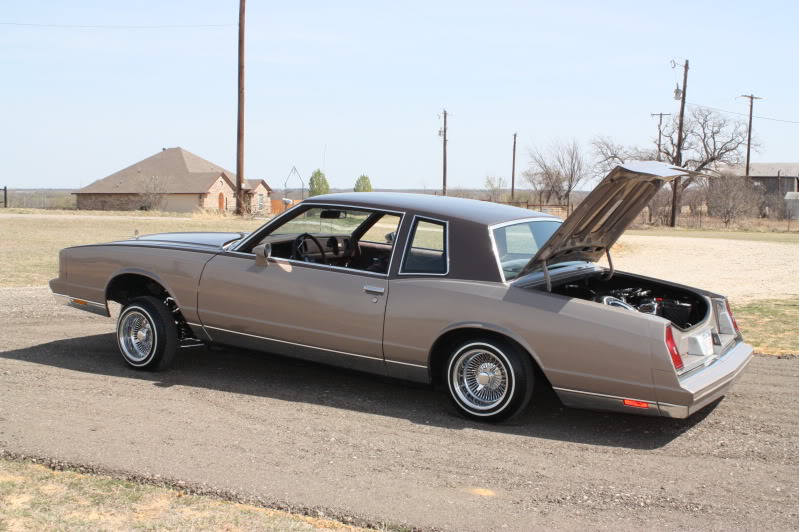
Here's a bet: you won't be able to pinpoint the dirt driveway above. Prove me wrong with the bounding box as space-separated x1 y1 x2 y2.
1 287 798 531
610 235 799 302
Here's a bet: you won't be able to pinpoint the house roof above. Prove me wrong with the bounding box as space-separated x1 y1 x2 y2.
77 147 269 194
244 178 273 192
730 163 799 177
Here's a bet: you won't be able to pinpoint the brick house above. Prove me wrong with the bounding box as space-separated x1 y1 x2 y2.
75 147 272 214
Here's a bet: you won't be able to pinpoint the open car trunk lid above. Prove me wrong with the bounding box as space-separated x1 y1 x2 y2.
514 161 707 281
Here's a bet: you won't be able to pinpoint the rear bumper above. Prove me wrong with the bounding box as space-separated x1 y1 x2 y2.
657 339 754 418
553 339 753 419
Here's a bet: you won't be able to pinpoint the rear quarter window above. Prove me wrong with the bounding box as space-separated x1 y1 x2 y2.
401 218 447 275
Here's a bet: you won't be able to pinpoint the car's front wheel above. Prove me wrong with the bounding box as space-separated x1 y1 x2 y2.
446 339 534 422
116 296 178 371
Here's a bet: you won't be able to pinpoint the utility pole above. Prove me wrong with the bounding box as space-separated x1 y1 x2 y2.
740 94 762 177
2 186 6 208
439 109 448 195
234 0 246 215
670 59 689 227
650 113 671 162
511 132 517 200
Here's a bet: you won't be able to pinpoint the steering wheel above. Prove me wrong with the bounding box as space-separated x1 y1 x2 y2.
291 233 327 264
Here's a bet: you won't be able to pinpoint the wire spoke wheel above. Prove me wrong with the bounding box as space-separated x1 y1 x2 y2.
119 310 155 363
451 348 510 411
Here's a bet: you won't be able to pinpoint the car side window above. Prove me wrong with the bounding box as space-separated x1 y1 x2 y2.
401 218 447 275
360 214 402 244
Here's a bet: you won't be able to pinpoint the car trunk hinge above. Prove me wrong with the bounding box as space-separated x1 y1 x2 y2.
542 259 552 292
602 248 614 280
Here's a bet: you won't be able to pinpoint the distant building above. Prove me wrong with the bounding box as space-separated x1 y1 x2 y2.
75 147 272 214
735 163 799 197
785 192 799 219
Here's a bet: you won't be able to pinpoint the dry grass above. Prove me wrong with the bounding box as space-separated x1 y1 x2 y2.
0 459 368 531
626 227 799 245
735 299 799 355
1 208 192 218
0 216 265 287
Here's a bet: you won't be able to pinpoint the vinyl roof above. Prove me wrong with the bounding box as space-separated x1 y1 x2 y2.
304 192 555 225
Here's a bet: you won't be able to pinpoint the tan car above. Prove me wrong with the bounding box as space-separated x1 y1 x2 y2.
50 162 753 422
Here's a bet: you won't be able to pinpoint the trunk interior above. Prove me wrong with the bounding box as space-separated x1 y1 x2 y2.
551 272 709 330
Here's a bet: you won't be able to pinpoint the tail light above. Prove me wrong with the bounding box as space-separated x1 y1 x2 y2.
665 326 684 370
725 299 740 333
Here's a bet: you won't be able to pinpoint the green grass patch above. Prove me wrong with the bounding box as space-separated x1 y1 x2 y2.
735 299 799 355
0 458 368 531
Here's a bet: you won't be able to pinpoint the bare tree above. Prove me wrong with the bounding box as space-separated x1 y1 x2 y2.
647 188 673 225
525 139 591 208
704 173 763 228
139 175 167 211
592 108 750 223
484 175 507 201
681 184 707 215
591 136 657 176
660 107 750 193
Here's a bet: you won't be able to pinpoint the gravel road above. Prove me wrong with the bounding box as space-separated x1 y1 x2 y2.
1 287 797 531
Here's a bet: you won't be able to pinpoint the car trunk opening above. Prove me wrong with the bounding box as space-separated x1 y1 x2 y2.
550 272 709 330
548 270 742 375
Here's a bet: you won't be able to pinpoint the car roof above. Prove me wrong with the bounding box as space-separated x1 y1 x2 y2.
303 192 556 226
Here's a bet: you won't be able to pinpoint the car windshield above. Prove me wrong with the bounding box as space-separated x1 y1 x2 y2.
492 219 563 281
269 207 372 237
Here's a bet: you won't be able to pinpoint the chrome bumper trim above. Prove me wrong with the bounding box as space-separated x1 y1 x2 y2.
552 387 660 417
53 293 110 317
657 341 754 418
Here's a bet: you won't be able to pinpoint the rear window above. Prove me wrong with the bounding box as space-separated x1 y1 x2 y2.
492 220 562 281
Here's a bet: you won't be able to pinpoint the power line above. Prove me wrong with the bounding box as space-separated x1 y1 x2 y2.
687 102 799 124
0 21 235 29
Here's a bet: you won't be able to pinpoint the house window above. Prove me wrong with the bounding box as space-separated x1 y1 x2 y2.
258 194 264 210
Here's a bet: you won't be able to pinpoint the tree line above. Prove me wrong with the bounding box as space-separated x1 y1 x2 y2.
308 170 373 197
499 107 783 227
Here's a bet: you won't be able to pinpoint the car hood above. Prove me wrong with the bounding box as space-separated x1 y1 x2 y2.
122 232 248 250
515 161 707 280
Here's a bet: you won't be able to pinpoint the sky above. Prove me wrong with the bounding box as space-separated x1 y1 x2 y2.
2 0 797 191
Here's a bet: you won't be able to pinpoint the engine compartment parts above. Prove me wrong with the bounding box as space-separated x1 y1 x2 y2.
552 273 709 330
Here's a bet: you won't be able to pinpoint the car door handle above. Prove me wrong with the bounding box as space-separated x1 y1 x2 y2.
364 285 385 295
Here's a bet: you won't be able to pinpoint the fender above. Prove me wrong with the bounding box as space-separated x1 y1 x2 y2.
429 320 547 373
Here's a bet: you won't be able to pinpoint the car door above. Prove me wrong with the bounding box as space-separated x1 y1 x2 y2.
196 207 400 374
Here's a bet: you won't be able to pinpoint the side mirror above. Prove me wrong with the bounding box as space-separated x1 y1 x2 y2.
385 232 396 244
253 242 272 267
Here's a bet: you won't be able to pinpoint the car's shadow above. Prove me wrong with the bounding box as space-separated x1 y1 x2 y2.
1 333 718 450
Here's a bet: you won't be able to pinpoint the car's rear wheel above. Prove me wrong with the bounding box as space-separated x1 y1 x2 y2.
117 296 178 371
446 339 534 422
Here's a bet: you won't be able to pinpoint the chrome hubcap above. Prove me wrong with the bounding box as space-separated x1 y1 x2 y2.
452 348 509 410
119 310 154 362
